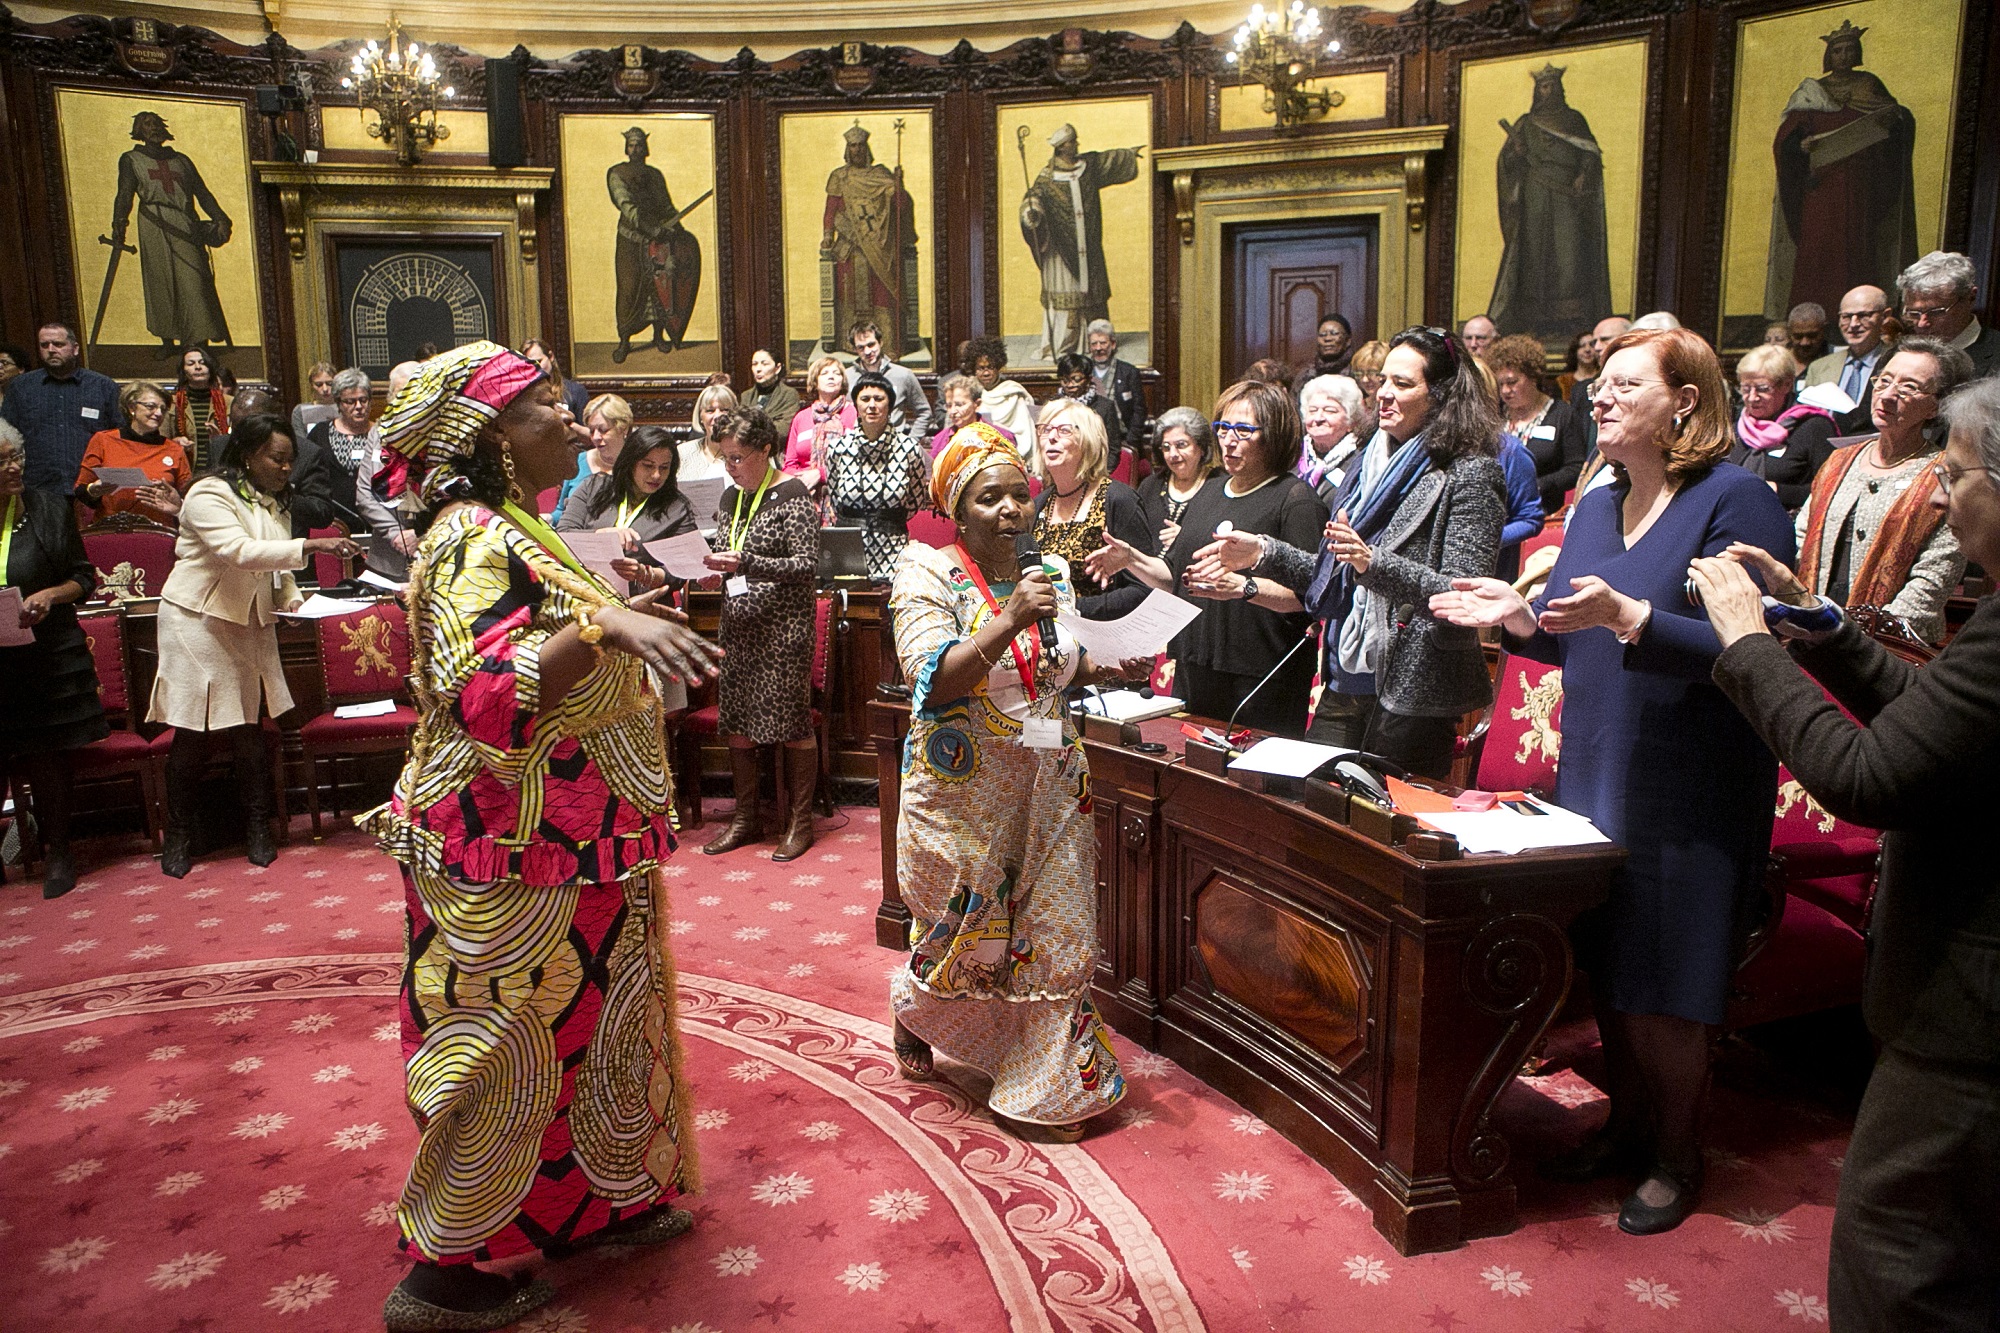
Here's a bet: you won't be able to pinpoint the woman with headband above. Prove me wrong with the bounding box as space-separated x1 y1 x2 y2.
887 423 1149 1144
360 342 722 1331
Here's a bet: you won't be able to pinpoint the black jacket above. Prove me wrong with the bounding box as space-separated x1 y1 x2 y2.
1727 412 1837 513
1519 396 1592 512
301 420 365 538
1099 359 1149 454
1715 599 2000 1063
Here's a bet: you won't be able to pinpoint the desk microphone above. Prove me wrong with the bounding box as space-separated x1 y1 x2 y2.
1222 625 1318 746
1014 531 1058 664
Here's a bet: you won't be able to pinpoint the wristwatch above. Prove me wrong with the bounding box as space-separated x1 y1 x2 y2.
1240 577 1259 602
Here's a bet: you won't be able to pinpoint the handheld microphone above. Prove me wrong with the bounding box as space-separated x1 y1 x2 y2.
1222 625 1318 747
1013 531 1059 663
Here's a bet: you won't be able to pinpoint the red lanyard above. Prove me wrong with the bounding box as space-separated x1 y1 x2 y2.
955 543 1040 702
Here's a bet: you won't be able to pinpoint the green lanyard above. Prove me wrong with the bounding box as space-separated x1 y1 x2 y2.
615 494 645 530
0 497 15 586
500 500 596 585
727 468 776 553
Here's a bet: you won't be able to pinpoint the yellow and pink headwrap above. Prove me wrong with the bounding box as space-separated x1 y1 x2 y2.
931 422 1025 519
373 340 547 506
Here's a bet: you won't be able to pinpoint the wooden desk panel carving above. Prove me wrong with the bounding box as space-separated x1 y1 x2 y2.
1192 873 1371 1074
869 697 1620 1255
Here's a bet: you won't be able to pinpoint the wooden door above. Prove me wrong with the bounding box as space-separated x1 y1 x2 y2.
1223 219 1378 384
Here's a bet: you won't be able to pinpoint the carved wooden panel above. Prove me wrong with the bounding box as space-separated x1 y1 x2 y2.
1194 871 1371 1072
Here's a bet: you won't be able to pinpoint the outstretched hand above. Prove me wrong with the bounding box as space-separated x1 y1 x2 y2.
1537 575 1634 635
1429 577 1533 635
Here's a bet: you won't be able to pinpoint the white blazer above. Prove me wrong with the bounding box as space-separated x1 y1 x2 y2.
159 476 306 627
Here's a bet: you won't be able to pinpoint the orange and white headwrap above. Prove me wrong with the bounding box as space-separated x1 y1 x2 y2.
931 422 1024 519
373 341 547 506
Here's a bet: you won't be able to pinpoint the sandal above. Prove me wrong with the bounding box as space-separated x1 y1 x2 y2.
892 1015 932 1081
997 1114 1087 1144
383 1276 556 1333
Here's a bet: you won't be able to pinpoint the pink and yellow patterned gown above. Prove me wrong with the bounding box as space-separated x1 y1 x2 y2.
888 543 1125 1125
362 505 699 1264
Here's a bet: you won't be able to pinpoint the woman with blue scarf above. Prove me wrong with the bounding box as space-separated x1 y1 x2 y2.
1188 329 1506 777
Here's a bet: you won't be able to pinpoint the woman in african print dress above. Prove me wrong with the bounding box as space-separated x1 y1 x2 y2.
359 343 722 1333
888 423 1149 1142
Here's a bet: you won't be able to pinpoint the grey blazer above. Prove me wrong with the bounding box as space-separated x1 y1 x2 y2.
1260 453 1505 719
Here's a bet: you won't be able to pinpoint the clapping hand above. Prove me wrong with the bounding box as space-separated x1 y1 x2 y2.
1537 575 1634 634
1687 557 1770 648
1189 528 1265 582
1082 533 1141 586
1721 543 1810 605
1326 510 1372 574
1429 577 1533 634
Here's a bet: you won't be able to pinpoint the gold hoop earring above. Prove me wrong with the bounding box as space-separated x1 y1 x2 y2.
501 441 520 501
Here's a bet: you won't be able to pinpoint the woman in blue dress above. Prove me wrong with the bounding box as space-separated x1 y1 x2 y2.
1431 328 1797 1235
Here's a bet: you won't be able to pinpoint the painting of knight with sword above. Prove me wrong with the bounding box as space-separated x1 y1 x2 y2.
97 110 234 359
608 125 709 364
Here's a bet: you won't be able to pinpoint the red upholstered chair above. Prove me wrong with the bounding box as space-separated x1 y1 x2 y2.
69 605 163 848
82 524 178 603
1518 516 1564 564
1465 654 1565 801
308 522 354 587
298 602 417 840
537 485 562 519
675 595 834 828
1110 449 1136 486
907 510 959 550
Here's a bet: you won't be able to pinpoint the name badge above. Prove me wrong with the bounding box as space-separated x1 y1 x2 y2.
1020 717 1063 750
81 407 100 420
1529 424 1556 440
725 575 750 598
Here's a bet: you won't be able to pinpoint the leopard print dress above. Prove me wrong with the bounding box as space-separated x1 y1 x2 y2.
713 475 821 743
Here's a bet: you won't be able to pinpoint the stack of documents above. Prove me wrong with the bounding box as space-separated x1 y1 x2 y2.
1417 799 1611 854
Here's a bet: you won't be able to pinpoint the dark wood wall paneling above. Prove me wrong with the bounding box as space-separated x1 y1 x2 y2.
0 0 1992 418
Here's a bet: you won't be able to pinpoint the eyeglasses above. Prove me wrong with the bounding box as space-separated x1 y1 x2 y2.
1931 460 1994 496
1872 374 1935 401
1837 309 1887 324
1588 376 1666 403
1902 301 1962 325
1211 421 1263 439
1042 422 1078 441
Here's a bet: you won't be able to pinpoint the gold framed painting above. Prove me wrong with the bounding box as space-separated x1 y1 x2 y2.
559 112 723 378
54 86 266 381
1716 0 1966 349
995 94 1154 369
1452 38 1649 348
778 108 935 371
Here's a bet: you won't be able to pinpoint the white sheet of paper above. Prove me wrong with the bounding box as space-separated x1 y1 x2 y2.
556 530 628 583
356 569 406 592
680 476 728 526
1421 801 1611 855
1226 736 1355 778
1077 688 1184 723
0 588 32 646
332 698 397 719
1056 589 1201 665
643 531 719 581
89 466 154 491
277 593 374 619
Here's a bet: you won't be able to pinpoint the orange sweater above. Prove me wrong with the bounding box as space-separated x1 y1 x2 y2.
76 429 192 524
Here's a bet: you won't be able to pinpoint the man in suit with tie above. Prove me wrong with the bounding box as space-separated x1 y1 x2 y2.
1805 285 1892 433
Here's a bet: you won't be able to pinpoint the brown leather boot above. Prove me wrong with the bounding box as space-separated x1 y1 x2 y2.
771 741 818 862
702 745 761 855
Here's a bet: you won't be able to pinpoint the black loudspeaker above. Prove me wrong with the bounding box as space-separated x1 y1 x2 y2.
486 59 524 168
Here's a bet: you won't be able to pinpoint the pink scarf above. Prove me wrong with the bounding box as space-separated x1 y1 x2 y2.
1737 402 1832 453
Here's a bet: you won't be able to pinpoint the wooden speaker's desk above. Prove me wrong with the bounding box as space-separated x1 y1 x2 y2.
869 701 1622 1256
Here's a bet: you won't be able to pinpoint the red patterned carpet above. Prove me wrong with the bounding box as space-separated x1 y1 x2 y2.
0 810 1852 1332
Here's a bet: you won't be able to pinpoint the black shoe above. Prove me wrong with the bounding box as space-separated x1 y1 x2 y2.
246 819 277 868
1617 1160 1704 1235
1540 1130 1651 1184
41 849 76 900
612 338 630 365
160 829 193 879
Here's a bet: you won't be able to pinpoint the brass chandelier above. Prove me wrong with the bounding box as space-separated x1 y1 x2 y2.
341 17 456 166
1225 2 1345 130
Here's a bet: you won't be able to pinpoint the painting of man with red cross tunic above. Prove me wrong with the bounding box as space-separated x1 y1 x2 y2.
110 110 234 353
